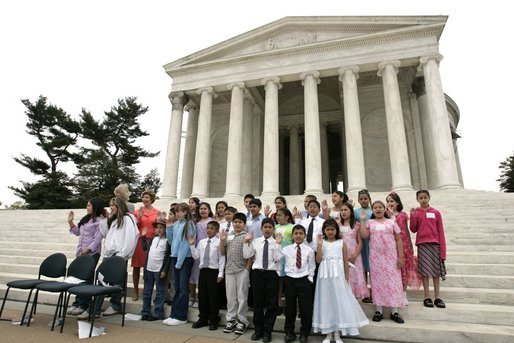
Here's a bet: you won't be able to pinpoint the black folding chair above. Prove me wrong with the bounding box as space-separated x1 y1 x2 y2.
31 255 96 332
0 253 67 325
64 256 128 337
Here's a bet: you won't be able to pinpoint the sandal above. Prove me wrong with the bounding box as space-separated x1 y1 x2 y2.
372 311 383 322
390 312 405 324
434 298 446 308
423 298 434 308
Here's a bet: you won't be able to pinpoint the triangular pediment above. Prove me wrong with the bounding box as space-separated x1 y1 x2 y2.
164 16 447 74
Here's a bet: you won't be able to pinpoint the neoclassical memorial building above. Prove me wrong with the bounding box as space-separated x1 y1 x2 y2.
161 16 463 200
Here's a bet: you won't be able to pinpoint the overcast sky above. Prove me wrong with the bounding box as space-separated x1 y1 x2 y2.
0 0 512 206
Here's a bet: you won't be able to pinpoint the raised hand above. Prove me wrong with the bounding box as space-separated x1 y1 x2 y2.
348 198 355 206
188 235 196 246
244 232 253 242
321 199 329 211
410 208 416 216
360 209 367 222
264 204 271 217
166 215 173 227
138 206 144 219
220 229 227 242
275 232 283 245
292 207 301 220
68 211 75 225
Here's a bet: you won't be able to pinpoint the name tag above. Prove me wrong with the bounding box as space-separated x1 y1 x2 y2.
375 224 385 231
227 235 235 241
341 226 350 233
246 220 253 227
426 213 436 219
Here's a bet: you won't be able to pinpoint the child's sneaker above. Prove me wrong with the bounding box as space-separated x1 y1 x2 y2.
223 320 237 333
234 321 247 335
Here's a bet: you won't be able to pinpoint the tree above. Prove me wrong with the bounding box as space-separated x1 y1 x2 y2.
74 97 159 202
10 96 80 207
133 168 162 201
498 152 514 192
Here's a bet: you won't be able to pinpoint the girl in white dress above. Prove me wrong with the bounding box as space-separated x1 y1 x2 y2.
313 219 369 343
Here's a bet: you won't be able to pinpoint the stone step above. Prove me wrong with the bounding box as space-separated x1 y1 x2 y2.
444 274 514 289
446 251 514 264
2 293 514 343
445 263 514 276
408 287 514 306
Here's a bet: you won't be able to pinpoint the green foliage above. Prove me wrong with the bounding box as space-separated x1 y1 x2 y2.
10 96 80 207
74 97 159 204
498 152 514 192
133 168 162 201
10 171 74 209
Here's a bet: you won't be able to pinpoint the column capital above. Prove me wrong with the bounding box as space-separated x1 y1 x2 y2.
418 53 444 71
168 91 186 110
377 60 401 76
184 99 198 112
196 86 218 98
288 125 298 132
227 82 246 91
261 76 282 90
300 70 320 85
338 65 360 81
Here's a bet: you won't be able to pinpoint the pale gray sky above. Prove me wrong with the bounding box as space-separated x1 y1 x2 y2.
1 0 512 206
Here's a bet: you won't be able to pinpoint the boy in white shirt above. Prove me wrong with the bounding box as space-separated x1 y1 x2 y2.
279 225 315 343
141 218 170 321
243 218 283 343
189 221 226 330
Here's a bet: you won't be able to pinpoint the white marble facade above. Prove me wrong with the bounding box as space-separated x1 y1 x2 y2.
161 16 463 200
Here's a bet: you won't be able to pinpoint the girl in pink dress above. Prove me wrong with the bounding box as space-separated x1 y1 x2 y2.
359 200 406 324
339 203 369 299
386 192 421 304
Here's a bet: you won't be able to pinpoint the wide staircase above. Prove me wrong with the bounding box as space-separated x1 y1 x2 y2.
0 189 513 342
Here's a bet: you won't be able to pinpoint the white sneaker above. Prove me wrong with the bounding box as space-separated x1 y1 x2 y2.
322 334 332 343
188 299 194 306
335 337 344 343
192 301 198 308
77 311 100 320
166 318 187 326
71 307 85 315
66 306 77 314
162 317 173 325
103 306 120 316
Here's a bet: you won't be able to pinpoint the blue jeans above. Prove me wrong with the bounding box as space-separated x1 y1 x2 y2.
142 271 166 319
169 257 193 321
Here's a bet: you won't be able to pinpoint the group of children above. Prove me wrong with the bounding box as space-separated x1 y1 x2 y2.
68 188 447 343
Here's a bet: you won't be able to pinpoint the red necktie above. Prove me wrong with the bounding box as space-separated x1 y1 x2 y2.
296 244 302 268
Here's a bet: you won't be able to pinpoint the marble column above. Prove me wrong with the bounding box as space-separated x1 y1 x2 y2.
161 91 185 199
413 77 437 189
252 105 263 195
419 54 462 189
377 60 413 191
191 87 216 198
180 100 199 199
241 92 253 195
224 82 245 197
261 77 281 197
289 126 300 195
300 71 323 195
338 66 366 192
320 123 330 193
409 91 428 190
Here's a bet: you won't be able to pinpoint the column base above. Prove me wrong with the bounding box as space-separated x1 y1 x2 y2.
224 192 242 198
347 186 367 193
261 191 280 197
190 193 207 199
437 183 463 190
391 185 414 192
303 188 324 196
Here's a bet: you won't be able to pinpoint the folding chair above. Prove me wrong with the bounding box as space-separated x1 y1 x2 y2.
0 252 67 326
31 255 96 332
64 256 127 337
